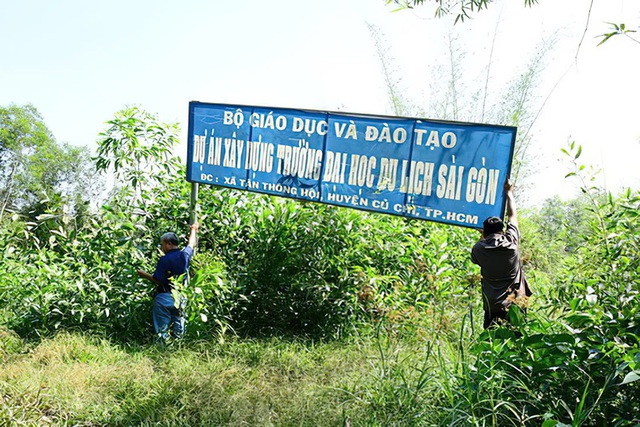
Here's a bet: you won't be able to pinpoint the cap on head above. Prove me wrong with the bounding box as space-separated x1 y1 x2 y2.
160 232 179 246
482 216 504 236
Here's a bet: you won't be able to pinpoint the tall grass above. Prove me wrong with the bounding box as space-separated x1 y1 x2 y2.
0 324 477 426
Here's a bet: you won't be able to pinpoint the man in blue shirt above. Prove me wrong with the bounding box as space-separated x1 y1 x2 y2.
137 223 198 341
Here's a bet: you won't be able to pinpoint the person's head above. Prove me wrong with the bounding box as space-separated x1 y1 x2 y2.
159 232 179 253
482 216 504 237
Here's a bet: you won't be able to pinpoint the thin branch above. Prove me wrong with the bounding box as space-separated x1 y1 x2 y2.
481 7 502 122
367 23 407 116
519 62 573 161
575 0 595 63
0 158 20 221
447 34 461 120
624 32 640 45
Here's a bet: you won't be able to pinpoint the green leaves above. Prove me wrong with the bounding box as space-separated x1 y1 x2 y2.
463 181 640 422
597 22 639 46
620 371 640 385
94 106 181 199
387 0 539 24
0 104 95 223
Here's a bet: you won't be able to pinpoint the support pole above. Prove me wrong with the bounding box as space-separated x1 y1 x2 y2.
189 182 199 225
189 182 200 252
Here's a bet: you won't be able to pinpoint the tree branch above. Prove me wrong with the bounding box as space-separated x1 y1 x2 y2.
575 0 595 63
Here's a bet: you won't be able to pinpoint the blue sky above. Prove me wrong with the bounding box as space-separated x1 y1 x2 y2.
1 0 639 205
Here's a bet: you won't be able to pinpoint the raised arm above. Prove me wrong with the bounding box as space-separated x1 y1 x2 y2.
187 223 199 249
504 179 518 228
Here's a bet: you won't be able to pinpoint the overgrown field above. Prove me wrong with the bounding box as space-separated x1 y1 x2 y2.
1 107 638 426
0 328 488 426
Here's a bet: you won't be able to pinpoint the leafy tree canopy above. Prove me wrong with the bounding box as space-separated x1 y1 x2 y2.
0 104 52 167
387 0 538 23
388 0 640 46
0 104 97 219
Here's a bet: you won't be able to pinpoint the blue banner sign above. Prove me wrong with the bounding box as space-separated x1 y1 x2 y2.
187 102 516 228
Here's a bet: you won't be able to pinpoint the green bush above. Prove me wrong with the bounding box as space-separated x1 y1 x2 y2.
453 188 640 426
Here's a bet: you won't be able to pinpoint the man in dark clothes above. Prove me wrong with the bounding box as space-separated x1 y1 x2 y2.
471 180 532 329
137 223 198 341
